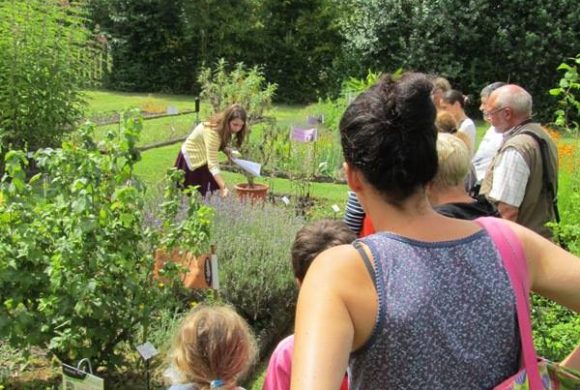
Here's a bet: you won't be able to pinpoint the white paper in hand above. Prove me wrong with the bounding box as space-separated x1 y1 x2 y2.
232 158 261 177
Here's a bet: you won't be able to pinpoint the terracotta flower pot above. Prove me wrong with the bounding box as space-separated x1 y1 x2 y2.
234 183 269 203
153 248 212 289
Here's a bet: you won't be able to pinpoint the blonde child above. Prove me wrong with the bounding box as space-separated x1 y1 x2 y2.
166 304 257 390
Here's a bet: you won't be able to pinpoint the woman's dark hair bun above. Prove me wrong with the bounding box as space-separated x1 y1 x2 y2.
339 72 438 205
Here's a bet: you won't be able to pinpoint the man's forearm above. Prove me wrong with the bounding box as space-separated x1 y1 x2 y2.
497 202 519 221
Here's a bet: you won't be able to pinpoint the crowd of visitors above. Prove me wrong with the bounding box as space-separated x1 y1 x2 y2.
289 72 579 389
167 72 579 390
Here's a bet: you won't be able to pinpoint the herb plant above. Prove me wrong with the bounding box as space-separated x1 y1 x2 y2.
207 196 304 333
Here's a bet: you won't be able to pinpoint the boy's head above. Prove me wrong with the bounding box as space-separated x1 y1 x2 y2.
291 219 357 283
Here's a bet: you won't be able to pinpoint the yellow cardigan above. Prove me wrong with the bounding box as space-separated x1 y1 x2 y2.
181 122 222 175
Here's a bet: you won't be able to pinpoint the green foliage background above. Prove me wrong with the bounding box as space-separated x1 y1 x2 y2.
338 0 580 120
87 0 344 102
0 0 91 153
87 0 579 118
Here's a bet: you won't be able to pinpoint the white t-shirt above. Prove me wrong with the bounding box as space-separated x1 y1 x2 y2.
458 118 477 153
472 126 504 182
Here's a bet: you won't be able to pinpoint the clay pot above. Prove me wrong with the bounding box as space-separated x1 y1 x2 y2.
153 248 212 289
234 183 269 203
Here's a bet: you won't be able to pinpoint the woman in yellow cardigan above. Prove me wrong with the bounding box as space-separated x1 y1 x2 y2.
174 104 247 197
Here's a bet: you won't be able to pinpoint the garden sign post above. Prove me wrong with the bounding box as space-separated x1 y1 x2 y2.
61 358 104 390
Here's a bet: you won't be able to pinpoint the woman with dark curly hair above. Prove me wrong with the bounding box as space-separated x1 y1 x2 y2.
291 72 580 390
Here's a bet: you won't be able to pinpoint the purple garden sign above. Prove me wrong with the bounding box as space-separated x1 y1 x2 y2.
291 126 317 143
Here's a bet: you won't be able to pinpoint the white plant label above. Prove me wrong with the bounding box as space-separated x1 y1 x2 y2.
62 363 104 390
136 342 159 361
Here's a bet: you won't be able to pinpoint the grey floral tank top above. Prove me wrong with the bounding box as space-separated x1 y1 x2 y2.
349 230 520 389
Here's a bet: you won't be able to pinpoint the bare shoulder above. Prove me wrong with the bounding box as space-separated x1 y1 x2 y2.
301 243 375 299
304 245 365 281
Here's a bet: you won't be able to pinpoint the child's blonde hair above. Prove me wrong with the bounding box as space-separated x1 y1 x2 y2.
433 133 471 187
171 304 257 390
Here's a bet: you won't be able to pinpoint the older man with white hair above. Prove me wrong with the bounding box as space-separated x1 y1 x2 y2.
480 84 558 239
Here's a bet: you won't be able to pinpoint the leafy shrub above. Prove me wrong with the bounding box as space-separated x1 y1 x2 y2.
0 111 213 368
0 0 95 157
532 295 580 361
198 59 277 121
254 0 345 103
530 56 580 361
550 54 580 134
549 55 580 252
207 196 304 332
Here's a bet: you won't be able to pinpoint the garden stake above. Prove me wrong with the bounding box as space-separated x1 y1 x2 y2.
136 342 159 390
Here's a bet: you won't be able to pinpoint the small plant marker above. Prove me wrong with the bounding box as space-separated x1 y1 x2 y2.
332 204 341 213
282 196 290 205
137 342 159 390
136 342 159 361
62 359 104 390
210 253 220 290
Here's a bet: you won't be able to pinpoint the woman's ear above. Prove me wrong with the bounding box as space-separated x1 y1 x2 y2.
344 162 363 192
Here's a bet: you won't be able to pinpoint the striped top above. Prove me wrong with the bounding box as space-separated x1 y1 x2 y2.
182 122 222 175
349 229 520 389
344 191 365 234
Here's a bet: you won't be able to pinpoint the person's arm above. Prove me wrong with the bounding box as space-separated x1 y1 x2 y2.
507 220 580 312
213 174 228 197
204 127 228 196
561 345 580 370
290 245 376 390
497 202 519 221
488 148 529 221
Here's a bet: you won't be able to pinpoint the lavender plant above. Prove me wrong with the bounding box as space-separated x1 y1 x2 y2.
207 196 304 332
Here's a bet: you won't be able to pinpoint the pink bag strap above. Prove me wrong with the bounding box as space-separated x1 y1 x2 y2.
475 217 542 390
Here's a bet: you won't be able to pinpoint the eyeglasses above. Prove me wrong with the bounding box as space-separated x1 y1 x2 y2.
483 107 507 118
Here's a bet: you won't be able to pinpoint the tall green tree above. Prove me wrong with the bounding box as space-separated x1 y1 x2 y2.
255 0 344 102
336 0 580 119
88 0 194 92
89 0 260 94
88 0 343 102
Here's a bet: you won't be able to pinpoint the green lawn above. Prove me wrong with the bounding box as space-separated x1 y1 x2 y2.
84 89 198 115
96 113 197 147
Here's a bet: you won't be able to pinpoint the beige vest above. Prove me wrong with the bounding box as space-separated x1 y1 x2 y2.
480 122 558 239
